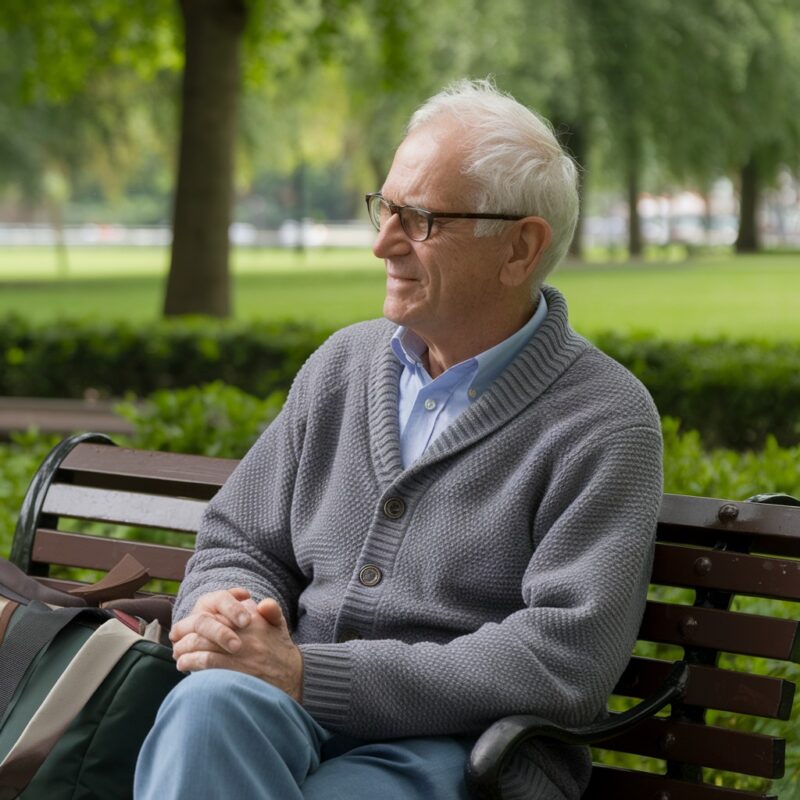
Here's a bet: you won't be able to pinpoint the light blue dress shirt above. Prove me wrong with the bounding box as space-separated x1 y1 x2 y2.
391 295 548 467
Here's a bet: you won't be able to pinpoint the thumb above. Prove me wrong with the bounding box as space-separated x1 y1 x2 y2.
257 598 284 627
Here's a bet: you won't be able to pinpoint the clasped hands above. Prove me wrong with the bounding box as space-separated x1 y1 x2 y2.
169 587 304 702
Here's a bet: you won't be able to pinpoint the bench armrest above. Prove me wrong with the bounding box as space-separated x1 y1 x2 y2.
465 661 689 800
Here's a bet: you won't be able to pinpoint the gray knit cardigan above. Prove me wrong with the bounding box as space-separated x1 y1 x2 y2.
175 286 663 799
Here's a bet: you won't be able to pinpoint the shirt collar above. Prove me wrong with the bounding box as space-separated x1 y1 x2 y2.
390 326 429 371
390 292 548 390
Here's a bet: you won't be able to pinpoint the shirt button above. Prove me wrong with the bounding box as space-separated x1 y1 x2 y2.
359 564 383 587
383 497 406 519
468 388 478 399
337 628 363 643
424 398 436 411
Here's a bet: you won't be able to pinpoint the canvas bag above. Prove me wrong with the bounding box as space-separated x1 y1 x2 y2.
0 556 183 799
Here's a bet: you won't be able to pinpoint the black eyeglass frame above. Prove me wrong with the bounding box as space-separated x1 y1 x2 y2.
365 192 525 242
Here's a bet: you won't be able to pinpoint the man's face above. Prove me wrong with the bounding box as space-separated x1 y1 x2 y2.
374 120 510 344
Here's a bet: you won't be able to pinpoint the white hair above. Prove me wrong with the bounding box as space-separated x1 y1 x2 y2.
407 79 579 283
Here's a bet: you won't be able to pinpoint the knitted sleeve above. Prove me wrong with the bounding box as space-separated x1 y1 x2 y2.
299 423 663 739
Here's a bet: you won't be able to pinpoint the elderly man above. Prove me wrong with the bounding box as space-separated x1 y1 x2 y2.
135 80 662 800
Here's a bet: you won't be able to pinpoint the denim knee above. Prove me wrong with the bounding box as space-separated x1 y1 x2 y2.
161 668 319 741
164 669 294 719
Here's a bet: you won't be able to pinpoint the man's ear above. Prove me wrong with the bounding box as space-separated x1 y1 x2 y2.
499 217 553 288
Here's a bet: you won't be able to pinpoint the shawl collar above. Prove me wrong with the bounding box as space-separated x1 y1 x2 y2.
405 286 588 475
365 286 588 483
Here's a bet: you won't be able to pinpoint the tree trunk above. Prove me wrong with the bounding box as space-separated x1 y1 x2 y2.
626 148 643 258
558 122 587 260
735 157 760 253
163 0 247 317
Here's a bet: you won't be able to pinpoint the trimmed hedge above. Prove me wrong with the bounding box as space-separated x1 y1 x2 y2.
0 316 329 401
595 332 800 449
2 316 799 448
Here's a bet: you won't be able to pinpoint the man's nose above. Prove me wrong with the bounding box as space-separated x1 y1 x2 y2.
372 213 411 259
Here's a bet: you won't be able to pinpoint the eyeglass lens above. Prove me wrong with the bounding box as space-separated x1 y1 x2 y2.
369 196 429 241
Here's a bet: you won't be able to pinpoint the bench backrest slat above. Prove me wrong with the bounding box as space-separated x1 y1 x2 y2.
32 529 191 581
653 542 800 601
61 444 236 488
41 485 207 532
586 766 776 800
617 657 794 720
659 494 800 538
640 601 800 661
600 717 783 778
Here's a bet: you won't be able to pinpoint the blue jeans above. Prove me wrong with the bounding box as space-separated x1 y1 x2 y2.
134 670 476 799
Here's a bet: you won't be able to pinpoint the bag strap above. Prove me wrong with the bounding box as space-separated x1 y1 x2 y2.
68 553 150 604
0 602 109 723
0 558 85 608
0 553 149 610
0 618 143 796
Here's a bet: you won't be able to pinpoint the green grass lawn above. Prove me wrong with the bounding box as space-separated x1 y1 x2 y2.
0 246 797 339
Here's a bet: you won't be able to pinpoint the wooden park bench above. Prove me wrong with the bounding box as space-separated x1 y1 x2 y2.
9 431 800 799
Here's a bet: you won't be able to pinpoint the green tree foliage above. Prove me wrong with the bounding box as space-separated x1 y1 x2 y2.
2 0 798 290
503 0 800 256
0 5 177 238
0 0 362 316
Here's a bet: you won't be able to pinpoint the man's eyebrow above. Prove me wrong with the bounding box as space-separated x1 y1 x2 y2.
398 196 431 209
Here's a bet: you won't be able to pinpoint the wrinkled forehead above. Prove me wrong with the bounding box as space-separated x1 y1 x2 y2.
382 119 477 210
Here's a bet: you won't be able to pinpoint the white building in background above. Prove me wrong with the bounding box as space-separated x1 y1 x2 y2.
584 175 800 250
1 174 798 249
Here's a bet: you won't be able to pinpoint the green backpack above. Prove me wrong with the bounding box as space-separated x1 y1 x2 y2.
0 557 183 799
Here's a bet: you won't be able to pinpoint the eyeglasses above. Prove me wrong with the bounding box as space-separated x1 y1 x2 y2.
365 192 524 242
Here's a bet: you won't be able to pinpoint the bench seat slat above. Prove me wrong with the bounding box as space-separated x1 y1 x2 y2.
640 601 800 661
596 717 783 778
42 484 207 533
616 657 794 720
585 765 776 799
653 543 800 601
32 529 191 582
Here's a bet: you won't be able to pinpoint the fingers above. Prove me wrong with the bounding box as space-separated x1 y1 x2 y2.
172 589 253 646
196 588 253 629
172 612 243 654
175 649 233 674
241 598 259 614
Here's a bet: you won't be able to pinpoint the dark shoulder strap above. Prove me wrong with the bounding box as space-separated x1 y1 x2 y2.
0 558 85 608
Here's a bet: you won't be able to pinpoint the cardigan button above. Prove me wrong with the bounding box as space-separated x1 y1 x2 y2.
383 497 406 519
359 564 383 587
